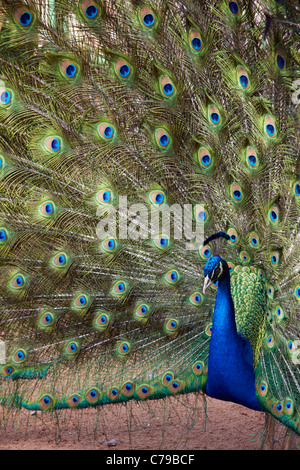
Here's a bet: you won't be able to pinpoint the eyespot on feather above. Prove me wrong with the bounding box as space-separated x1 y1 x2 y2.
293 180 300 200
159 76 176 99
115 59 132 81
237 67 250 90
165 269 180 285
80 1 101 21
10 273 26 290
230 183 244 202
38 201 56 218
44 136 62 154
284 399 294 416
155 128 171 150
94 312 110 330
154 234 170 250
86 388 101 404
51 252 69 269
228 262 235 272
65 341 80 355
192 361 204 375
162 372 174 386
14 7 36 29
205 323 213 337
226 0 241 17
60 60 80 81
246 147 259 169
266 334 274 349
168 379 183 394
249 231 260 248
189 29 204 53
270 251 279 267
121 381 135 397
208 105 221 126
134 304 150 320
240 251 251 264
67 394 82 408
112 280 128 295
189 292 203 306
275 305 285 321
2 365 15 377
39 395 54 411
149 189 166 206
96 188 113 205
38 311 55 328
101 237 118 253
0 88 13 108
165 319 179 333
227 228 239 244
199 245 212 260
117 341 131 356
294 286 300 301
194 205 208 223
12 349 27 364
257 380 268 397
276 50 286 71
264 115 277 138
139 6 157 30
267 285 274 299
97 122 116 142
136 384 152 399
107 387 120 400
268 205 279 224
198 147 213 170
73 294 89 309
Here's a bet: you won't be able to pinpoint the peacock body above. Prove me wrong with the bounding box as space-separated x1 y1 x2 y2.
0 0 299 442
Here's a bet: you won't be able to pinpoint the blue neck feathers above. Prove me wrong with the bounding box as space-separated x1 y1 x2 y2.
206 266 261 411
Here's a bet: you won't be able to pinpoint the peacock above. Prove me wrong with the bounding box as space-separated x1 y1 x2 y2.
0 0 299 447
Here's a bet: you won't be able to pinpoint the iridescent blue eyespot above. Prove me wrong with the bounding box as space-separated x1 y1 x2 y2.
70 343 77 351
85 5 98 19
296 288 300 299
79 296 86 305
195 294 201 303
248 155 257 166
125 383 132 391
104 126 114 139
45 203 53 215
163 83 174 96
204 248 211 257
197 210 207 221
58 254 66 265
295 183 300 197
51 138 60 152
170 320 177 329
270 210 277 221
228 1 239 15
102 191 111 203
165 374 172 382
141 386 148 394
143 14 155 27
43 396 51 405
233 190 241 200
276 403 282 412
239 75 248 88
210 112 220 124
119 64 130 78
266 124 275 136
271 255 277 264
191 37 202 50
160 236 167 247
288 341 294 350
230 234 236 242
18 351 25 360
20 11 32 27
66 64 77 78
0 90 11 105
251 237 257 246
201 154 211 166
159 134 169 147
172 381 179 389
277 55 285 70
155 192 164 204
0 229 7 242
45 314 52 324
16 276 24 287
112 388 118 396
118 282 125 292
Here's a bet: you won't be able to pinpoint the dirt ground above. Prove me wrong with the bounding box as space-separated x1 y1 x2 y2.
0 394 298 450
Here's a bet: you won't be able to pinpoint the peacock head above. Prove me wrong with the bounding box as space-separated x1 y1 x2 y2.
203 255 226 294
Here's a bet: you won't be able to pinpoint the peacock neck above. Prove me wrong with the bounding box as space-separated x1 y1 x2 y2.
206 269 261 411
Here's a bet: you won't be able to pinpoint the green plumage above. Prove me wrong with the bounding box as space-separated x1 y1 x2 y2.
0 0 299 442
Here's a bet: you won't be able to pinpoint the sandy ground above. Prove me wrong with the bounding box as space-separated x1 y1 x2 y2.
0 394 298 450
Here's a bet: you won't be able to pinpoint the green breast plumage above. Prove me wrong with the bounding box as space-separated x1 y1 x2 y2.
230 266 268 367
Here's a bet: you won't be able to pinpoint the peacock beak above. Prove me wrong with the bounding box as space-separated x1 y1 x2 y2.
203 275 212 294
